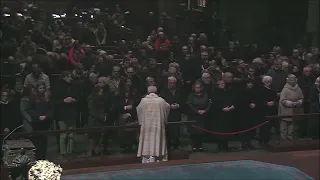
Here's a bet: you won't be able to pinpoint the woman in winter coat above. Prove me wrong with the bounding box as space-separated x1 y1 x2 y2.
278 74 304 141
187 81 211 152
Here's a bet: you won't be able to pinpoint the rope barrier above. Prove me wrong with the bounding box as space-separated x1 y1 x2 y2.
191 121 269 136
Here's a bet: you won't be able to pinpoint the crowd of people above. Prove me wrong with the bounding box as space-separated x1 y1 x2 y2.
1 4 319 162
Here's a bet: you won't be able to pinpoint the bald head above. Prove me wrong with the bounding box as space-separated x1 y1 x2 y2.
147 86 157 94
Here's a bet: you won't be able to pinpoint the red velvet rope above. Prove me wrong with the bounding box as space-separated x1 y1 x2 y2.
191 121 269 136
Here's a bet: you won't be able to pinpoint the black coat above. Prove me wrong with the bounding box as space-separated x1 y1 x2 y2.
114 93 139 124
211 87 238 134
307 85 320 139
259 86 278 117
237 87 262 130
27 100 53 131
298 75 315 110
187 92 211 134
53 80 80 126
309 86 320 113
160 88 183 122
0 102 21 132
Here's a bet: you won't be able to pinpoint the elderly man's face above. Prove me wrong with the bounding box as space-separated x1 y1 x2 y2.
202 75 211 84
91 76 98 84
182 46 188 54
223 74 233 84
188 37 194 45
248 68 255 77
97 78 105 87
126 67 135 77
263 79 272 88
282 63 289 72
303 67 312 76
292 49 299 58
168 79 176 89
209 60 216 67
201 52 208 60
168 67 177 76
1 91 9 103
112 67 120 77
273 61 282 70
200 45 207 52
126 78 132 87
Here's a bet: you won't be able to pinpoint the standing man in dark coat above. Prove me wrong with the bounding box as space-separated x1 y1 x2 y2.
54 71 80 158
297 66 314 138
211 78 238 151
307 77 320 139
238 79 261 149
160 76 183 150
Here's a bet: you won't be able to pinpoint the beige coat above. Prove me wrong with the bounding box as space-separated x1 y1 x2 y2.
137 93 170 157
278 83 304 121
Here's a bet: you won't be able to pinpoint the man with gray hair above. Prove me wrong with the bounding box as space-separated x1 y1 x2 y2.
137 86 170 163
160 76 182 150
201 73 213 93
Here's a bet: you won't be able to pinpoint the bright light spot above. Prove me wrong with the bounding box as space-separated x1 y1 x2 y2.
4 14 10 17
75 14 78 17
17 13 23 17
52 14 60 19
90 15 94 19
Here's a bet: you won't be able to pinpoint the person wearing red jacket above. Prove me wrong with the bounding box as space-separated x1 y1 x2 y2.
155 32 171 51
155 32 171 63
68 41 85 67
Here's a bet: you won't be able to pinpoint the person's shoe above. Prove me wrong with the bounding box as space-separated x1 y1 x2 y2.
192 148 198 152
198 148 204 152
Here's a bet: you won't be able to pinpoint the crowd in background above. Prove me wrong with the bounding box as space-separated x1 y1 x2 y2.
1 3 319 161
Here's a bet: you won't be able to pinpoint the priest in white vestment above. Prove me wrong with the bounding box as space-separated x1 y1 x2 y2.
137 86 170 163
